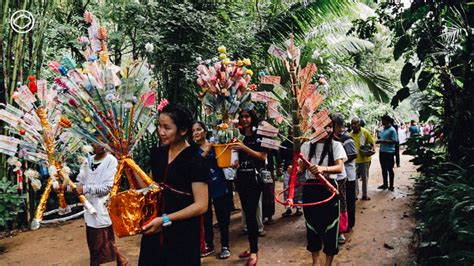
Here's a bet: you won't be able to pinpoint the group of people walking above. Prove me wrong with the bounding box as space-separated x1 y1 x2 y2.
67 102 406 266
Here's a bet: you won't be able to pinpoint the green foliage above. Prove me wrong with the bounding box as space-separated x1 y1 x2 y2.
0 177 25 230
376 1 474 264
412 158 474 265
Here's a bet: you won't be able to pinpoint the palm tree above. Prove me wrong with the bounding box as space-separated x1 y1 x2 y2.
256 0 394 102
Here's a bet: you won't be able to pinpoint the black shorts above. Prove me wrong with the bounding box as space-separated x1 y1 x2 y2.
302 179 340 256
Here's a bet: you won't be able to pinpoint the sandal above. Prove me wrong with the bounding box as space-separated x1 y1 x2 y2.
219 247 231 259
239 250 251 258
247 255 258 266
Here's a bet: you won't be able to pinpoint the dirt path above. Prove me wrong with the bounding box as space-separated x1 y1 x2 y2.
0 151 417 265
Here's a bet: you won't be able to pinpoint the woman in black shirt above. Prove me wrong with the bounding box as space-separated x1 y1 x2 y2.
130 103 209 266
231 109 267 266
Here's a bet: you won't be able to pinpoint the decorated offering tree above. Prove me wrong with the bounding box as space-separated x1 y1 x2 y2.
0 75 96 230
196 46 259 167
45 11 160 237
262 36 337 206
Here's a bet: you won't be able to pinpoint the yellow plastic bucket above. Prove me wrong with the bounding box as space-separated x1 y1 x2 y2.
213 144 232 168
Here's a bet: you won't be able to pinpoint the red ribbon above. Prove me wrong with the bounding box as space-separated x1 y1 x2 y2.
286 151 299 206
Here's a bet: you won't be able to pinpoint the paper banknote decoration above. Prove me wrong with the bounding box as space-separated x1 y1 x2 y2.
260 75 281 85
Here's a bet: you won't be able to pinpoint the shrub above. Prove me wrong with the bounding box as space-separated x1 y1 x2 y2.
0 177 25 230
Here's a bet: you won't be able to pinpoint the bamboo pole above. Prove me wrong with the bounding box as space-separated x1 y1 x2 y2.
8 0 28 104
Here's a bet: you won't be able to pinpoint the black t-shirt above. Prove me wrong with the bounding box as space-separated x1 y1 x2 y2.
150 145 209 214
238 132 267 170
280 139 293 169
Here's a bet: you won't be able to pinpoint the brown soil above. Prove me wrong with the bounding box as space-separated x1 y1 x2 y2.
0 151 417 265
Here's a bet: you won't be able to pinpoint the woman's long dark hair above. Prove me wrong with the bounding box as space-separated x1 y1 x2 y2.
308 115 337 166
238 109 260 135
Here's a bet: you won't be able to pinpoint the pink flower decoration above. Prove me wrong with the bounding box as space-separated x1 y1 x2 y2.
54 77 69 90
68 98 79 108
84 11 93 24
157 99 169 112
141 90 156 108
48 61 60 73
238 78 248 88
78 36 89 46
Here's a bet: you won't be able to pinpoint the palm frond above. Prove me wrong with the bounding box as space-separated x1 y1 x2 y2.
440 6 468 45
323 34 374 57
256 0 356 46
335 64 393 102
305 19 353 39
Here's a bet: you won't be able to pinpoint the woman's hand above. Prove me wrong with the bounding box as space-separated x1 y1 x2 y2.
142 217 163 235
203 142 212 153
308 164 325 176
231 142 244 151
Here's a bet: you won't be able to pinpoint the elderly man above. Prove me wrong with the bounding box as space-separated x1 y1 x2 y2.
350 117 375 200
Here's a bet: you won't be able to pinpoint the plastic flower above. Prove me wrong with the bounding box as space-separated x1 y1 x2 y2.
62 166 71 176
81 145 93 154
222 58 230 65
18 148 27 158
243 58 251 66
98 27 107 40
145 42 154 53
78 36 90 46
68 98 79 108
105 93 115 101
28 75 37 93
157 98 169 112
59 65 68 76
99 51 108 64
217 46 226 53
24 169 40 180
84 11 93 24
30 178 42 191
219 53 227 60
7 157 18 166
63 56 77 70
48 61 60 73
141 90 156 108
48 165 57 177
318 75 327 85
246 70 253 76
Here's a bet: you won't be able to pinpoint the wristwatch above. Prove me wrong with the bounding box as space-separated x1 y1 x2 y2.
162 214 172 227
